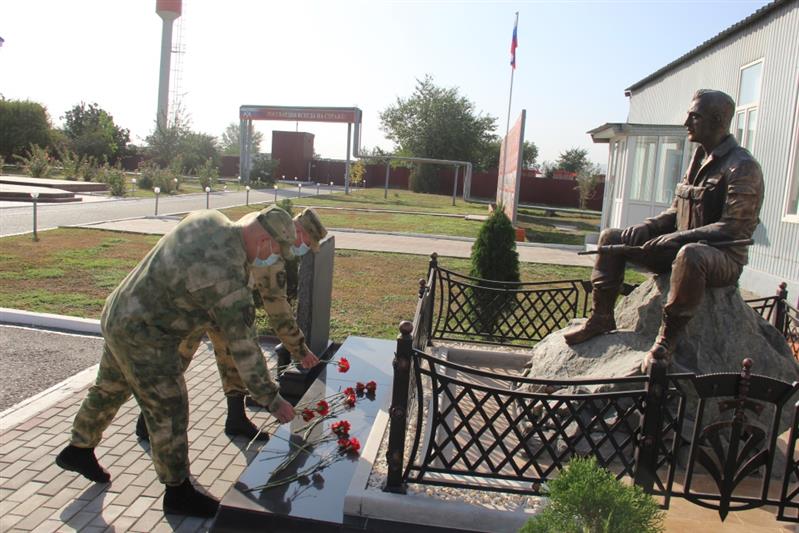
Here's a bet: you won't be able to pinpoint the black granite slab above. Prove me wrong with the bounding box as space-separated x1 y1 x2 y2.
212 336 396 533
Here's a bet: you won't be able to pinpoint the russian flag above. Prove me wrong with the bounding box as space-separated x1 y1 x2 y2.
510 16 518 69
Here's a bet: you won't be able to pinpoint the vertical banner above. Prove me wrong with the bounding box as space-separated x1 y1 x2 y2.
496 110 526 224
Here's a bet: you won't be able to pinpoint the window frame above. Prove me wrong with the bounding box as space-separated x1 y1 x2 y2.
783 73 799 224
734 58 764 153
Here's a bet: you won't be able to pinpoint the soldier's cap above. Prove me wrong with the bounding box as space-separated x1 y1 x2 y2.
295 208 328 252
257 205 296 258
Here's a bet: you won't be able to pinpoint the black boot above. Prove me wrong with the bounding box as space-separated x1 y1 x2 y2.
163 479 219 518
56 445 111 483
135 413 149 441
224 394 268 441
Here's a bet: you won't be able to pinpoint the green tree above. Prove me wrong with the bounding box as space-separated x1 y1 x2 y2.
220 122 263 155
0 99 53 160
477 138 539 171
62 102 130 164
557 147 590 174
520 456 664 533
145 113 219 174
380 75 497 192
575 163 603 209
469 206 520 335
250 154 279 185
350 159 366 186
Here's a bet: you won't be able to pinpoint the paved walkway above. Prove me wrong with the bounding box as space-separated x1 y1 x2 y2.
76 216 595 267
0 339 278 533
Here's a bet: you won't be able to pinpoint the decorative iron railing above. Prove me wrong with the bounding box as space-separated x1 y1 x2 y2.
383 260 799 523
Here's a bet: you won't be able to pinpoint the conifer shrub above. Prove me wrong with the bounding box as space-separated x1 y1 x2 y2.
468 204 520 336
519 456 664 533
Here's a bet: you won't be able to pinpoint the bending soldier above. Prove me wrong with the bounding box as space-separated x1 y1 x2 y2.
564 89 764 371
133 207 329 443
56 205 315 518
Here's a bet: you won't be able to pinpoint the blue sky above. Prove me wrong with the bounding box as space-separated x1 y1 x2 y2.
1 0 770 168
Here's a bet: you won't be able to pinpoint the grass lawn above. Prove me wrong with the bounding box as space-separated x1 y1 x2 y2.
0 228 646 341
220 189 600 244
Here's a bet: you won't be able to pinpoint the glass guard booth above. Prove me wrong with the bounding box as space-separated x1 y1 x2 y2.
589 123 691 232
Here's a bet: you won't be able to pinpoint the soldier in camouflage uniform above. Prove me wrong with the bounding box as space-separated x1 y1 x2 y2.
133 208 329 442
56 205 310 518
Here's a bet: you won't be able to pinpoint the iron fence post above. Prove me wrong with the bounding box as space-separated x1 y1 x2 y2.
426 254 438 344
775 281 788 334
384 320 413 494
633 358 669 493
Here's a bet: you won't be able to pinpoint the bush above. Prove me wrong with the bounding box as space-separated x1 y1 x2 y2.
58 148 98 181
137 160 160 190
409 162 438 193
197 157 218 190
468 204 520 335
99 165 127 197
520 456 664 533
15 144 53 178
250 154 279 185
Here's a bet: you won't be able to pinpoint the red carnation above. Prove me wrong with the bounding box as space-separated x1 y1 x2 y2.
344 393 356 407
331 420 351 437
337 437 350 449
316 400 330 416
338 357 350 373
365 380 377 393
355 382 366 394
301 408 315 422
345 437 360 454
343 387 355 397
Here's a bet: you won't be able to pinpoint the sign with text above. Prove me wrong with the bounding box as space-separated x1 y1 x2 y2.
496 110 526 224
239 106 361 124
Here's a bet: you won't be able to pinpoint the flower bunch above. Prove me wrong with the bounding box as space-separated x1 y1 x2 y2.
355 380 377 395
276 356 351 377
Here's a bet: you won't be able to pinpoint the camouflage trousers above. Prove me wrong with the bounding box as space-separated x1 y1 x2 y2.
69 328 251 485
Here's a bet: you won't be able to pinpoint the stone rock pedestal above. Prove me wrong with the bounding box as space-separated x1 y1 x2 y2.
524 274 798 385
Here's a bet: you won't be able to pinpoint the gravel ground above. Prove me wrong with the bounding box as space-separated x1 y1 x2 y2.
0 325 104 410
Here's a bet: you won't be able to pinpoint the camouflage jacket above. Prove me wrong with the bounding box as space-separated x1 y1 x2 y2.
644 135 764 265
250 258 309 359
100 210 284 410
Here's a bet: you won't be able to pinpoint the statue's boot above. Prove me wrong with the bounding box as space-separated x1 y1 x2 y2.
224 394 269 441
564 287 618 345
641 312 691 373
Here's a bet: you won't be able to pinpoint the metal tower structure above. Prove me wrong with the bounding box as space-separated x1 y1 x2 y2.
155 0 181 129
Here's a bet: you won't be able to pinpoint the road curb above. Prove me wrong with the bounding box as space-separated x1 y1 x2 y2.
0 308 101 335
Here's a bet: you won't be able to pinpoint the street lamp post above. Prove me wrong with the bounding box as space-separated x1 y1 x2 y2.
274 184 278 203
131 177 137 196
238 176 242 190
245 185 250 206
154 186 161 216
316 182 320 195
30 192 39 241
205 186 211 209
173 177 179 192
297 183 302 199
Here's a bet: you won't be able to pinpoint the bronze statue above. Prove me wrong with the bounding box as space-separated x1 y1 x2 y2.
565 89 764 371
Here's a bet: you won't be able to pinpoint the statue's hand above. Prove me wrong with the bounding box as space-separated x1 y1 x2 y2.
641 232 684 251
620 223 650 245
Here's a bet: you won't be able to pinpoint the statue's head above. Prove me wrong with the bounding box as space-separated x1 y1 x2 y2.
684 89 735 146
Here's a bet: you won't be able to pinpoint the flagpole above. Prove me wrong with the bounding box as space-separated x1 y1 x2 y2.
500 11 519 196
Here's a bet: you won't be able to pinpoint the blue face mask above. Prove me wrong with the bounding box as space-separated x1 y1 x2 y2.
291 242 310 257
252 241 280 268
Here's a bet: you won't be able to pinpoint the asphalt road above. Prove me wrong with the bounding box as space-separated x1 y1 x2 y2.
0 187 326 236
0 325 104 411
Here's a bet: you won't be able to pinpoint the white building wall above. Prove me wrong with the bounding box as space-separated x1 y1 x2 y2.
625 2 799 298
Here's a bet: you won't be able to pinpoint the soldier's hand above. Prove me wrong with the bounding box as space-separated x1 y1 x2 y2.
620 223 650 245
272 399 296 424
300 352 320 369
641 232 684 251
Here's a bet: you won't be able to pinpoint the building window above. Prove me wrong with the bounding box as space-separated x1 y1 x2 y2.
653 137 684 204
629 137 658 202
785 78 799 222
735 60 762 152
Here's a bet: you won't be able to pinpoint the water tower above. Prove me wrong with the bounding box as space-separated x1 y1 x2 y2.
156 0 182 128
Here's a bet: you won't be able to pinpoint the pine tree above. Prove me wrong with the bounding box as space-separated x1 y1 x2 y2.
468 205 520 336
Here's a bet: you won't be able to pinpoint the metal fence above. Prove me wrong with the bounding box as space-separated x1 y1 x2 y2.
384 258 799 523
